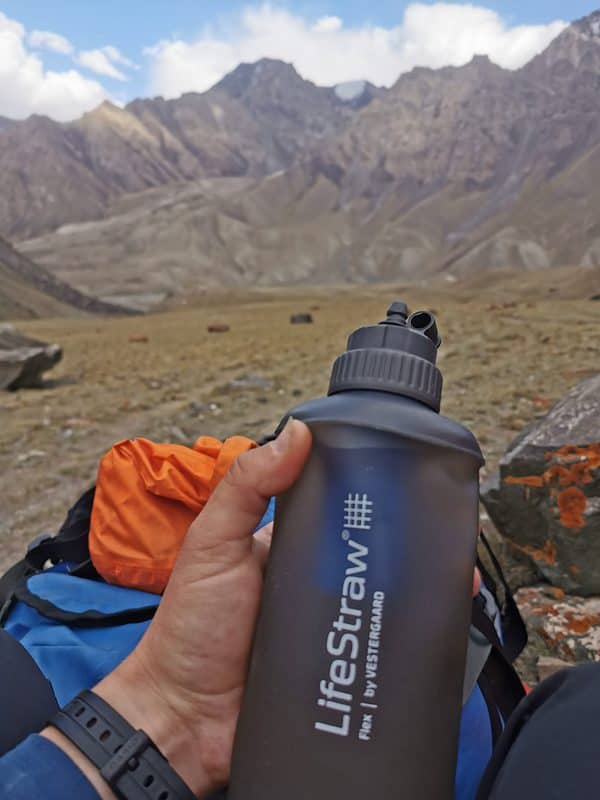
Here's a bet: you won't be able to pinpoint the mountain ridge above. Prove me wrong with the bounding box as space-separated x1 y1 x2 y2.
0 58 367 240
4 12 600 297
0 236 130 320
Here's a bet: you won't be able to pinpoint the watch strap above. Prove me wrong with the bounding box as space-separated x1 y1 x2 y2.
51 690 196 800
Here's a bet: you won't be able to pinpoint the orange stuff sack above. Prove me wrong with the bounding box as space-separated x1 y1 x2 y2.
89 435 256 594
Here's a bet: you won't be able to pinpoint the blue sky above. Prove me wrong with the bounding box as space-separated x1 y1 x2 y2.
0 1 593 120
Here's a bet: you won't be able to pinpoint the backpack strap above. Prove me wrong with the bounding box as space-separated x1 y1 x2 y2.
0 488 97 624
472 596 526 744
42 486 96 568
478 531 528 662
467 531 527 739
10 581 158 628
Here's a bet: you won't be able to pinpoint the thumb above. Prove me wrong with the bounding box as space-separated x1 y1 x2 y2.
186 419 312 551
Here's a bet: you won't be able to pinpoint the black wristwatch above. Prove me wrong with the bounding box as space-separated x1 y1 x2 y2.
50 690 196 800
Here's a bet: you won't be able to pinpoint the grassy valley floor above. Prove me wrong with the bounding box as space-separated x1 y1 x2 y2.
1 284 599 574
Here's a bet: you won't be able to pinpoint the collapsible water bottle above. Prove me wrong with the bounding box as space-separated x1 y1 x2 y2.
228 301 484 800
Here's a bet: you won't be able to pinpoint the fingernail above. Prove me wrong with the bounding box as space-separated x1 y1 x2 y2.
271 416 295 456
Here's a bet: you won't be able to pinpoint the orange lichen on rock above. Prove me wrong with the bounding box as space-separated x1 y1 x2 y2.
530 603 560 618
505 474 545 487
535 539 558 565
512 538 558 565
557 486 587 530
506 443 600 490
562 611 600 636
545 464 586 486
546 444 600 486
503 442 600 532
548 587 566 600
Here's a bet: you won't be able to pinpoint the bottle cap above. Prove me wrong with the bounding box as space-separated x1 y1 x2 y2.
328 301 443 411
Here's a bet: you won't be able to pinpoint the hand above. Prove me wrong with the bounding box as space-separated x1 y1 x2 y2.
95 418 313 797
44 417 483 799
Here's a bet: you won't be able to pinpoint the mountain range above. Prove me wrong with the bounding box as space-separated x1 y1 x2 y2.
2 12 600 302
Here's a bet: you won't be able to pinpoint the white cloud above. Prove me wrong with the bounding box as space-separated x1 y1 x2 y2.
0 11 109 120
146 2 568 98
313 16 343 34
28 29 73 55
76 45 138 81
102 45 139 70
76 49 127 80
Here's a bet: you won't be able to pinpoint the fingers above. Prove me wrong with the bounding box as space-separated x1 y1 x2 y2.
187 419 311 550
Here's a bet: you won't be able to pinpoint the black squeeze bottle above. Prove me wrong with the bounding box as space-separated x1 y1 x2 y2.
228 301 484 800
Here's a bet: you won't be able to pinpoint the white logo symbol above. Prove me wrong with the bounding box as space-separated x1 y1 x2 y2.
343 493 373 530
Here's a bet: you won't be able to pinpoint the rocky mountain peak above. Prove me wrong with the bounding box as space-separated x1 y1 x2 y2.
572 9 600 39
467 53 496 70
210 57 360 164
91 99 122 115
214 58 304 99
524 12 600 79
9 114 64 140
79 100 129 128
453 54 508 84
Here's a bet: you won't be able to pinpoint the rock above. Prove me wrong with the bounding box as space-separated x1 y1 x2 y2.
16 449 46 464
229 373 273 390
481 374 600 594
207 324 230 333
517 585 600 663
537 655 573 682
128 334 148 343
0 324 62 390
169 425 190 444
591 293 600 301
290 313 313 324
64 417 94 427
188 401 211 417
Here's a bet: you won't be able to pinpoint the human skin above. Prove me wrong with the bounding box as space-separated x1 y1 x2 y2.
42 419 481 798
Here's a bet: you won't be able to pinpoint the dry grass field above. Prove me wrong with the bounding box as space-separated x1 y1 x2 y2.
1 282 599 574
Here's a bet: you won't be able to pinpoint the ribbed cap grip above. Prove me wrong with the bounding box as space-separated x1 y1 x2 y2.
328 348 443 411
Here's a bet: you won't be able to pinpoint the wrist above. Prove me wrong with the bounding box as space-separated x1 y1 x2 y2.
94 653 214 798
43 653 216 800
41 725 117 800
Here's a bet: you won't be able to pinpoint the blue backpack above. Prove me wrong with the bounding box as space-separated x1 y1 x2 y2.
0 487 526 800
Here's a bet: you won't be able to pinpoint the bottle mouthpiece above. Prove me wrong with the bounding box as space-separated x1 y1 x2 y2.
328 300 443 410
408 310 441 348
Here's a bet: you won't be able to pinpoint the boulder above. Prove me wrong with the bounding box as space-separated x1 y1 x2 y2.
517 585 600 663
537 655 573 681
290 313 313 324
482 374 600 594
0 324 62 390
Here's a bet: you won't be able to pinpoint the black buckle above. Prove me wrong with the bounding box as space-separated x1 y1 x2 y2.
100 730 152 783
